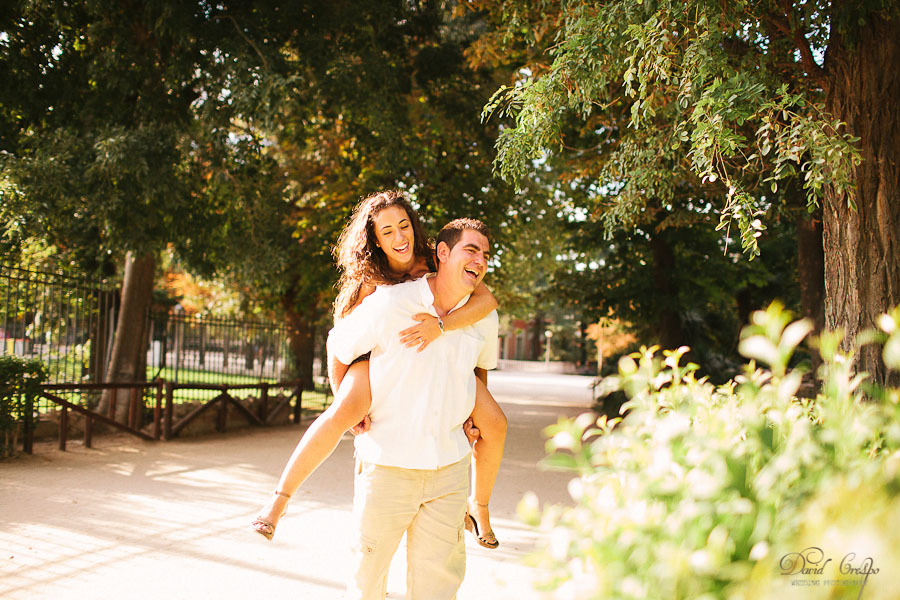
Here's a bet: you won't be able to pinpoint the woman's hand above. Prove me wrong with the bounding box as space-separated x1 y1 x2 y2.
399 313 442 352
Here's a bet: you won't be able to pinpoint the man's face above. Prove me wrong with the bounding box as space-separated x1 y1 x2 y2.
437 229 490 293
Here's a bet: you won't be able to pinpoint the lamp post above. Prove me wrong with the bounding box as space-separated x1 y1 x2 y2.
173 303 184 383
544 329 553 367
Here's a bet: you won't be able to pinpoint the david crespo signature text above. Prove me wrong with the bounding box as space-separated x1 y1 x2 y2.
779 547 879 599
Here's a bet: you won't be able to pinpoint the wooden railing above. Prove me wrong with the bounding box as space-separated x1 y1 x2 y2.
22 379 304 453
37 382 163 452
163 381 303 439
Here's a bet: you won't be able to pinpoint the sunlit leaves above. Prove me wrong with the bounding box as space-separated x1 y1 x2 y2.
484 1 863 257
525 302 900 598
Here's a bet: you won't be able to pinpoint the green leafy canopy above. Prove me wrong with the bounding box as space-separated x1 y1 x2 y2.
483 1 865 257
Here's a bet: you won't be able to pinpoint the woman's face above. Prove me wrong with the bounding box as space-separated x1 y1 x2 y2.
372 205 416 272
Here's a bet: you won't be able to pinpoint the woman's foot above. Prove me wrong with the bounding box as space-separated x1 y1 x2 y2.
252 490 291 541
464 497 499 549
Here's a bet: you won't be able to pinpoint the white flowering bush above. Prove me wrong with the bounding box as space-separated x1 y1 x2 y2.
523 303 900 599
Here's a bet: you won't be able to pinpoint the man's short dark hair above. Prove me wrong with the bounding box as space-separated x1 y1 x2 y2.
436 218 492 252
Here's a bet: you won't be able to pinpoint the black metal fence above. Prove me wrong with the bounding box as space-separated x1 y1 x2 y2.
1 264 336 452
1 264 117 392
1 264 301 409
147 310 292 402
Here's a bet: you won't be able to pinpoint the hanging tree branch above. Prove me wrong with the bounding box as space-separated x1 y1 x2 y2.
762 3 825 86
216 15 270 72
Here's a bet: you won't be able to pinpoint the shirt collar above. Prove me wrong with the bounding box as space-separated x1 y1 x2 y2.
419 273 470 316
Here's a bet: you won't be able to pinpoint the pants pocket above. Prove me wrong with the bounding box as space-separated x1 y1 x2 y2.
353 533 378 555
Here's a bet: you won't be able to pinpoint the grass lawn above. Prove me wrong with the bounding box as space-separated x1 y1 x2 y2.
32 368 332 414
145 367 333 410
148 366 277 387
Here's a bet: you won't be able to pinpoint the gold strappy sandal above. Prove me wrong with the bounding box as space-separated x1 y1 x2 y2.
464 500 499 549
252 490 291 541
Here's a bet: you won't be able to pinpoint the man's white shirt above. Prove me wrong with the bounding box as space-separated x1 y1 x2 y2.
327 274 499 470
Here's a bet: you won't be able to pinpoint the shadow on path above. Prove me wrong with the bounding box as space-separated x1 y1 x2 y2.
0 371 596 600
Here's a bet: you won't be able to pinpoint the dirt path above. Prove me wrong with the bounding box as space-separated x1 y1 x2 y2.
0 371 596 599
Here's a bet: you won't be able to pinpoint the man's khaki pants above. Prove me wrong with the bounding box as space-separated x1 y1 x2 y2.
345 456 469 600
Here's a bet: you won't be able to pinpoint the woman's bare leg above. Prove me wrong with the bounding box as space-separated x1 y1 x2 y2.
253 361 372 534
467 376 507 546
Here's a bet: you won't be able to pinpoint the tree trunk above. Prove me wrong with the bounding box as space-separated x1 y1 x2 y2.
650 231 685 350
88 289 117 386
797 210 825 371
281 285 316 387
530 313 545 361
578 319 588 367
824 11 900 388
99 252 156 422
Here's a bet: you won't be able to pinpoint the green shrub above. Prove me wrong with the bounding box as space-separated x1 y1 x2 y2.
0 355 47 457
524 303 900 599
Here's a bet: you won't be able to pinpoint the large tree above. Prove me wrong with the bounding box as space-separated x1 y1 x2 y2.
159 1 529 384
480 0 898 387
0 1 300 414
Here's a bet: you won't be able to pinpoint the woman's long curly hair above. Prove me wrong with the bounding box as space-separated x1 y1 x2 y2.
333 190 431 318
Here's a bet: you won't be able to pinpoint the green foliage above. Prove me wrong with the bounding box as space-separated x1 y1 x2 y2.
524 303 900 598
0 355 47 424
2 6 194 271
0 355 47 456
473 1 818 366
2 1 537 380
191 1 531 317
483 1 868 257
552 206 801 381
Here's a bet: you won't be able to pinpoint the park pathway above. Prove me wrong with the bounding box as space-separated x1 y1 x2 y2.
0 371 596 600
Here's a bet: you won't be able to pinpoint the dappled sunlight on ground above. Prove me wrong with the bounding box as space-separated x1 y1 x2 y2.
1 371 595 599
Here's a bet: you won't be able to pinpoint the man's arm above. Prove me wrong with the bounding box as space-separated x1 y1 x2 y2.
474 367 488 386
474 311 500 373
